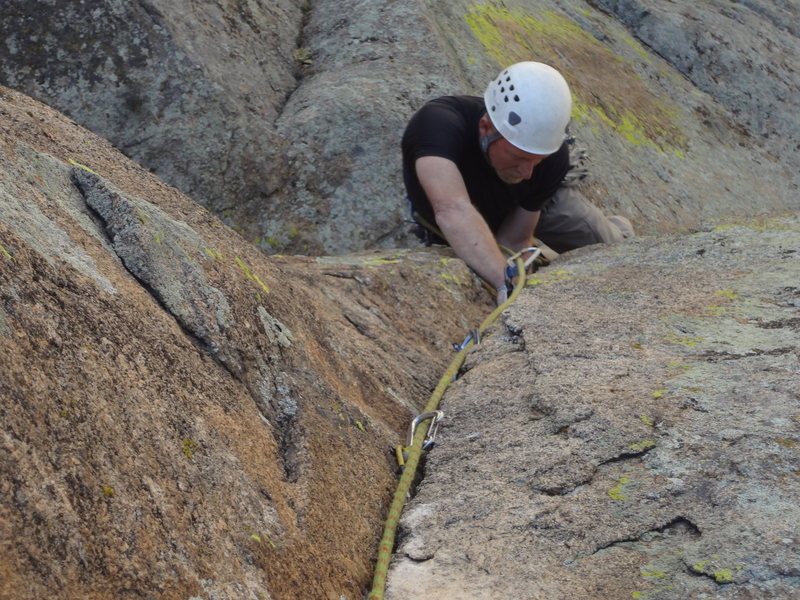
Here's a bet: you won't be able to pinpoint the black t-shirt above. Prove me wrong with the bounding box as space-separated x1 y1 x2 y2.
402 95 569 232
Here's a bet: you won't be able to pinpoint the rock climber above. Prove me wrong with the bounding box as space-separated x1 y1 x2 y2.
401 61 634 304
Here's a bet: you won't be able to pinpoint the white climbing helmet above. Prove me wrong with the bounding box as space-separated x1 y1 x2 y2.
483 62 572 155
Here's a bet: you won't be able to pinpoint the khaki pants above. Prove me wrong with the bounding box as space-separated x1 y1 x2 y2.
535 186 634 254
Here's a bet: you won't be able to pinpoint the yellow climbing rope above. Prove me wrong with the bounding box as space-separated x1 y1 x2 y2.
367 257 526 600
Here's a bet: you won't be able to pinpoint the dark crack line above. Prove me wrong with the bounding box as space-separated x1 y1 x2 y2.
343 313 376 339
274 0 315 120
598 445 656 467
400 552 434 564
581 517 702 559
699 346 798 361
532 444 657 497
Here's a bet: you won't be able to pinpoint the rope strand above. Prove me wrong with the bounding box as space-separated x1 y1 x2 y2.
367 257 526 599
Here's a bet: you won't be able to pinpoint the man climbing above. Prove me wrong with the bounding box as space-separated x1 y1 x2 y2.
402 61 633 304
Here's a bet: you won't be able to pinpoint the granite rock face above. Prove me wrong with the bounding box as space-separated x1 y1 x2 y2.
385 215 800 599
591 0 799 156
0 86 491 600
0 2 798 598
1 0 797 254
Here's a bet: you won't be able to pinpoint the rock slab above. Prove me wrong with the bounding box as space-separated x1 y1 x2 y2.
386 216 800 599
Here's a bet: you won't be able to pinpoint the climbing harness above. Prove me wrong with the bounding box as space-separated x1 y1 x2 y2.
367 256 528 600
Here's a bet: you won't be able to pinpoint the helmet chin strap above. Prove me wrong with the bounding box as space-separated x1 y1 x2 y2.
480 131 503 162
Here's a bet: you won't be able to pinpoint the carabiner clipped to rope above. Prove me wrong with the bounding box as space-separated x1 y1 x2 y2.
369 257 527 600
408 410 444 451
453 328 480 352
395 410 444 469
506 246 542 276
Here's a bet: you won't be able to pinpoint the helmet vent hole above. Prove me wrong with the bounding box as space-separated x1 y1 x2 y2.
506 76 511 82
508 111 521 126
514 95 520 102
501 87 505 92
504 96 509 102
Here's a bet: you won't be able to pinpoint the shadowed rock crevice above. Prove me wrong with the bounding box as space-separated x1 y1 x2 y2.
585 516 702 558
530 441 658 497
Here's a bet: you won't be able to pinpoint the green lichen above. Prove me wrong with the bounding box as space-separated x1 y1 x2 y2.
235 257 270 294
666 361 691 371
712 217 800 233
640 569 667 579
692 560 709 571
183 439 198 459
608 477 629 501
628 440 655 452
0 245 14 261
464 4 686 155
775 438 797 448
622 35 650 60
249 533 276 548
651 389 666 398
526 269 575 286
663 332 705 347
640 415 654 427
68 158 98 174
355 420 366 432
441 272 463 285
203 247 223 260
714 569 733 583
102 486 115 498
714 289 738 300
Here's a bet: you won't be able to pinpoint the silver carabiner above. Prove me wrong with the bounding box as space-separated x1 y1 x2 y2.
506 247 542 272
407 410 444 450
453 328 480 352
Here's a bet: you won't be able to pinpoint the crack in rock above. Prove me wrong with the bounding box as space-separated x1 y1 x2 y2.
584 517 701 558
71 165 236 368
